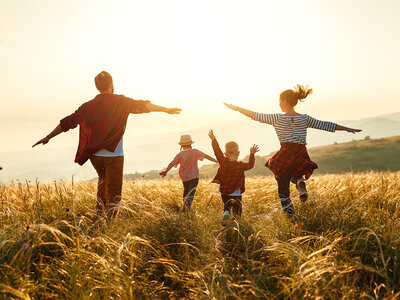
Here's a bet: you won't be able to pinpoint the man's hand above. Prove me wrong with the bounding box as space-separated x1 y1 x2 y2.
159 171 168 178
32 125 63 148
208 129 216 140
250 144 260 154
32 137 50 148
224 103 238 111
165 108 182 114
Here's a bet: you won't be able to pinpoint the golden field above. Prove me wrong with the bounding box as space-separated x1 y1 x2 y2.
1 172 400 299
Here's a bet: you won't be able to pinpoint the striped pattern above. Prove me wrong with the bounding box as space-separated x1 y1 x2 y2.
252 113 336 144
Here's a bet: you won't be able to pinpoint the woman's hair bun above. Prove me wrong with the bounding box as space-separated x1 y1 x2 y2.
294 84 313 102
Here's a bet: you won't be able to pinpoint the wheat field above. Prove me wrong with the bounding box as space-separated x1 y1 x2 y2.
0 172 399 299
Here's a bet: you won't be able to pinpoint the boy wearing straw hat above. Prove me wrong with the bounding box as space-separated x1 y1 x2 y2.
160 135 217 211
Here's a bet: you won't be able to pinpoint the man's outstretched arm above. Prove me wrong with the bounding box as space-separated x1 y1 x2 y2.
145 102 181 114
32 124 63 147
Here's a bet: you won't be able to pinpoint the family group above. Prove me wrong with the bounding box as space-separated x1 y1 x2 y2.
33 71 361 220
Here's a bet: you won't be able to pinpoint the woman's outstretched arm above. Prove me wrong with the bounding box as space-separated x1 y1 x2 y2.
224 103 255 118
307 116 361 134
225 103 278 125
335 124 362 134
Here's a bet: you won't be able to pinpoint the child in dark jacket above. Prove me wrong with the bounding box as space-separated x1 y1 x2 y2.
208 129 259 220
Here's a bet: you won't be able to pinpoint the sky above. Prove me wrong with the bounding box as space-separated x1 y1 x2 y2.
1 0 400 155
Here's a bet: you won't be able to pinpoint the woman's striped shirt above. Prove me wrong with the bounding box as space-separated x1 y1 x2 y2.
252 113 336 145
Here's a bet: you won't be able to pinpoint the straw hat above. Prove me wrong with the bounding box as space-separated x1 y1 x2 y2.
179 135 194 146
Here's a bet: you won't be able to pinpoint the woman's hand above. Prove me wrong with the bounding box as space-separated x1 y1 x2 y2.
336 124 362 134
347 128 362 134
159 170 168 178
224 103 238 111
224 103 255 118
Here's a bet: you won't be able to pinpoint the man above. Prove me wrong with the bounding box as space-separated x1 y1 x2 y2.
33 71 181 217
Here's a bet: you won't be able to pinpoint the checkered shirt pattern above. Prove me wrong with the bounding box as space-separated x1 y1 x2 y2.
211 139 255 195
267 142 318 180
60 94 150 165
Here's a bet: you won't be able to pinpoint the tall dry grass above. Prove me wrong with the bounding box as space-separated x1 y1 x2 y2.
0 172 399 299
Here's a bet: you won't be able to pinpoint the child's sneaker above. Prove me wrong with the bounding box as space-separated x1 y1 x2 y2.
96 208 105 217
296 179 308 202
222 210 230 220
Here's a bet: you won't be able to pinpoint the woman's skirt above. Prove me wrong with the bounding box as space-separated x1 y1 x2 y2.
266 142 318 180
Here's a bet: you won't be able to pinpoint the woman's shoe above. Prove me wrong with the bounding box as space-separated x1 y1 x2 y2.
296 179 308 202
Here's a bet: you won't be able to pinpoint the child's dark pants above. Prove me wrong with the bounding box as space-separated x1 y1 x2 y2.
221 195 242 216
182 178 199 208
277 175 301 215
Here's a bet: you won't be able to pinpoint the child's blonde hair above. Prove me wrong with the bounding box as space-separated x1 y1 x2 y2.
225 141 239 155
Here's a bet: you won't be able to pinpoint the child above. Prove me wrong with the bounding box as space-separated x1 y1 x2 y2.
208 129 259 221
224 84 361 215
159 135 217 210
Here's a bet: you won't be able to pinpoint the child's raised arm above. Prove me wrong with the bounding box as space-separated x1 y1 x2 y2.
208 130 224 163
241 144 259 171
250 144 260 154
224 103 255 118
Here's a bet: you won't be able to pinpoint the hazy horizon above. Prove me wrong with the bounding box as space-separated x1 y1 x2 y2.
1 111 400 184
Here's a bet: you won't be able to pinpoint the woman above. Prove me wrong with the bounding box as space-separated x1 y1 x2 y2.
224 85 361 215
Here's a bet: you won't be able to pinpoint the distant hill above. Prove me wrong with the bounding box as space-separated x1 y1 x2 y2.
307 135 400 174
125 135 400 180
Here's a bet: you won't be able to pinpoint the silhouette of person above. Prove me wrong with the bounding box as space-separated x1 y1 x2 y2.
33 71 181 218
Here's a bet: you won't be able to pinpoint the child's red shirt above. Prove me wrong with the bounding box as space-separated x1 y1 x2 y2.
211 139 255 195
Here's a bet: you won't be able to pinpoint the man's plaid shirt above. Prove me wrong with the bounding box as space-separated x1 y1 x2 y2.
60 94 150 165
211 139 255 195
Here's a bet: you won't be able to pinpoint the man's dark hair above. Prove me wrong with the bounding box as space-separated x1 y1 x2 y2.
95 71 113 92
